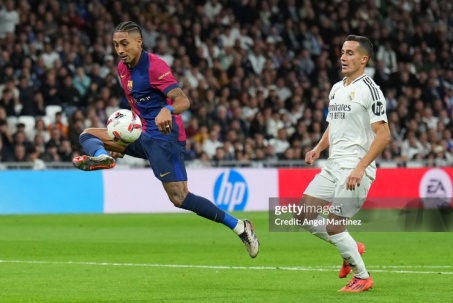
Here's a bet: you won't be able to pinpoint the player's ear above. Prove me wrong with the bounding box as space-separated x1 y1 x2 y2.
362 55 369 65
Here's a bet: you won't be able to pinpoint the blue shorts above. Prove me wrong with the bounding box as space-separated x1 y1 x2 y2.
124 135 188 182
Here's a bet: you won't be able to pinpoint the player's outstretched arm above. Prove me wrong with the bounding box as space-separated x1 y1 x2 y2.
305 126 330 165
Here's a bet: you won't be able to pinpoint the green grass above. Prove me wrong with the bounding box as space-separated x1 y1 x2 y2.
0 212 452 302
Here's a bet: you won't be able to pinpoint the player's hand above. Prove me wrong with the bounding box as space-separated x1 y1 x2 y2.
155 107 172 135
110 151 124 158
346 166 365 190
305 148 320 165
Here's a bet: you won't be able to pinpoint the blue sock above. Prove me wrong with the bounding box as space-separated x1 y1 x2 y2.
181 192 239 229
79 133 108 157
222 212 240 229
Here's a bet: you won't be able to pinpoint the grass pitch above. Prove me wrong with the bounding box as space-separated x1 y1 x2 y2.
0 212 452 302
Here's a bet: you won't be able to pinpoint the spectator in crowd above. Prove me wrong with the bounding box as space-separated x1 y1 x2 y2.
27 145 46 170
0 0 20 39
202 128 223 158
13 143 27 162
0 127 14 162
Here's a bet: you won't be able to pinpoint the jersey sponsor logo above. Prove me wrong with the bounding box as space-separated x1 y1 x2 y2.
329 104 352 112
329 111 347 119
128 96 152 104
328 103 351 120
213 170 248 211
158 71 170 80
372 101 385 116
419 169 452 209
127 80 133 91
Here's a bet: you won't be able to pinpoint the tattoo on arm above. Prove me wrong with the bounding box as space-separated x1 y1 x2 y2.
166 88 186 101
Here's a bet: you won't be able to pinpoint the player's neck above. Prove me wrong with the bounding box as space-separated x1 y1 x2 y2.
127 49 143 68
344 71 365 86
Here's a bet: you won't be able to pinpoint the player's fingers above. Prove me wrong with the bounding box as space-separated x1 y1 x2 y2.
156 121 170 133
156 121 163 132
157 121 171 134
304 152 313 164
346 177 354 190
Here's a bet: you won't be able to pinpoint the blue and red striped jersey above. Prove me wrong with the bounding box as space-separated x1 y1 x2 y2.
118 50 186 142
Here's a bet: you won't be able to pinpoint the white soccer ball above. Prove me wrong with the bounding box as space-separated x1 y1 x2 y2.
106 109 142 145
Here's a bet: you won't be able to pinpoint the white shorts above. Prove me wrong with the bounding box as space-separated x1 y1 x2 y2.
304 159 373 218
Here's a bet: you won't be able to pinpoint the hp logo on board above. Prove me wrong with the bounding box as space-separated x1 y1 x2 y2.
213 170 248 211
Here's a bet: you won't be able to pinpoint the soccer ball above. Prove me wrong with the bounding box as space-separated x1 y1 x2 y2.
106 109 142 145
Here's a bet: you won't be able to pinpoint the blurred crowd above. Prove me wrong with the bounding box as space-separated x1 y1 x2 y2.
0 0 452 169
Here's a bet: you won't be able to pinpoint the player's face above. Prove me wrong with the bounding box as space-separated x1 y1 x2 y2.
112 31 142 67
340 41 368 78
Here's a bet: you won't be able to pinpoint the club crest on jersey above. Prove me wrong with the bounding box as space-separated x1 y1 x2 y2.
127 80 133 91
347 91 355 101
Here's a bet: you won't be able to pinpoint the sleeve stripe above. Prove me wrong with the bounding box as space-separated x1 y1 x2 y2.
163 83 179 95
363 77 380 101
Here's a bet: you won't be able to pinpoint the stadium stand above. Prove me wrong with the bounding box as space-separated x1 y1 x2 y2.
0 0 452 169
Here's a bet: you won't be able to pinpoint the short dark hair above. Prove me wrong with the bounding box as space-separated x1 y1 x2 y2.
114 21 142 38
345 35 374 59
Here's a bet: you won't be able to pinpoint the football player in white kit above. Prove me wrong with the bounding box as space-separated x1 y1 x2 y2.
300 35 390 292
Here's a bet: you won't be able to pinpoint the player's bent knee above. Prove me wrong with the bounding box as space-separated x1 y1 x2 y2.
326 213 347 235
172 201 183 207
163 182 188 207
296 195 327 221
294 211 318 222
168 194 186 207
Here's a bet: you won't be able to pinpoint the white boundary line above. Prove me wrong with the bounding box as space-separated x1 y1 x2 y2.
0 260 452 275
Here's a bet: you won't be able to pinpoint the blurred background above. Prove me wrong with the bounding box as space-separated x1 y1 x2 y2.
0 0 452 170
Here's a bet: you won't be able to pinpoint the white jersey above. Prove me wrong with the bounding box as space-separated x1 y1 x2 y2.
326 74 387 180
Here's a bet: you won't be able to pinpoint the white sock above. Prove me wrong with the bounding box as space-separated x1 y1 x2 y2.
233 219 245 235
329 232 369 279
301 215 332 243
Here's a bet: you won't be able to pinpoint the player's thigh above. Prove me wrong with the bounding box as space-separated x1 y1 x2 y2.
83 128 126 153
142 138 188 183
303 169 336 203
300 171 336 220
330 169 373 218
123 135 147 159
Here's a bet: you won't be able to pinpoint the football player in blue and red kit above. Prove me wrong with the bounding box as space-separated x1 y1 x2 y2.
73 21 259 258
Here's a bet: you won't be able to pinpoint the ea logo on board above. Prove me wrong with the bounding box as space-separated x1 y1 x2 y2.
419 168 453 209
213 170 248 211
